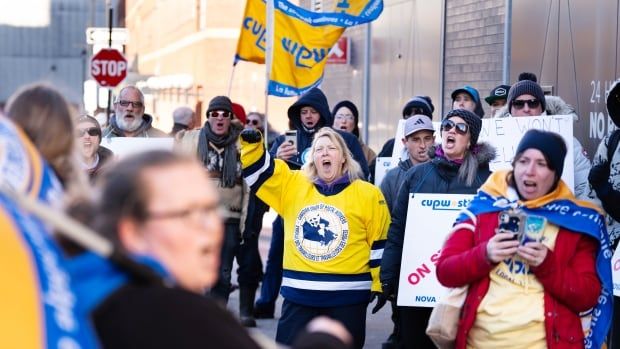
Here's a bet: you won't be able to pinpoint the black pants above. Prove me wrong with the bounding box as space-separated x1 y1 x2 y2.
211 221 240 302
610 296 620 349
276 299 368 349
397 306 435 349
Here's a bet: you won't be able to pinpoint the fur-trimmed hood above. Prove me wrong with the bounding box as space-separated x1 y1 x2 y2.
428 141 497 166
495 95 579 121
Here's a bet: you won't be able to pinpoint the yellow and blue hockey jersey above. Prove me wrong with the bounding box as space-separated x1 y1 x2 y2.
241 139 390 307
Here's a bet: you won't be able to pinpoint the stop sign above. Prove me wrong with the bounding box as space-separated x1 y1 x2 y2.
90 48 128 87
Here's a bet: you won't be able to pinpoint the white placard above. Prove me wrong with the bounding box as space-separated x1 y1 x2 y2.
391 115 575 191
612 245 620 296
373 157 393 186
101 137 174 159
397 193 474 307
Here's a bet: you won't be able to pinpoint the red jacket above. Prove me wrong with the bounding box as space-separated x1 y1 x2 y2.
436 211 601 349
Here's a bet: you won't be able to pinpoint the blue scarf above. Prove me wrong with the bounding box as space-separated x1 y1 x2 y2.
455 170 612 349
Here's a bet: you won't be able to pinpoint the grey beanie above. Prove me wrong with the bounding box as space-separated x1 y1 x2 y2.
443 109 482 147
507 80 547 113
206 96 233 115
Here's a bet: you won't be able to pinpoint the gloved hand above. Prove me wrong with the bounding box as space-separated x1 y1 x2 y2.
589 161 611 187
240 128 262 144
370 282 395 314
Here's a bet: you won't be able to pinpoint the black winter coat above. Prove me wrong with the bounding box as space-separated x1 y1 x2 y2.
380 142 496 288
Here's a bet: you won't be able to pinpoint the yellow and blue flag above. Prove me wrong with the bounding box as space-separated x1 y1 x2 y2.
235 0 383 96
0 117 100 348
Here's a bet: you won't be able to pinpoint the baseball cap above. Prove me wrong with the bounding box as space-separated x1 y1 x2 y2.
485 84 511 105
404 114 435 137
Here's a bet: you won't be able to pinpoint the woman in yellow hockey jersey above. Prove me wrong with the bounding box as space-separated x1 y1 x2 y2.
240 126 390 349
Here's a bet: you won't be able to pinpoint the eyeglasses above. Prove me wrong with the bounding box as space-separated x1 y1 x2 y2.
441 119 469 135
246 119 260 126
75 127 101 138
146 203 221 227
335 114 355 121
116 100 144 108
208 111 232 118
512 99 541 110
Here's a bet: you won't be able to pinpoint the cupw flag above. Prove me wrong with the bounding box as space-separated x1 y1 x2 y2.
234 0 383 96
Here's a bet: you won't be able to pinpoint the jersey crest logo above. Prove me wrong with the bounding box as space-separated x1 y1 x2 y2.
294 203 348 261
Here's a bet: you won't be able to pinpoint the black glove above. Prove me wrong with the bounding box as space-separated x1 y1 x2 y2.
370 282 395 314
588 161 610 187
240 128 262 143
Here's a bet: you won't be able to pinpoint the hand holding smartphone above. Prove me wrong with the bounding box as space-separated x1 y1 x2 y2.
284 130 297 149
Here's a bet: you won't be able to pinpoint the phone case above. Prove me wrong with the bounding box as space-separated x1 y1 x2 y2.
520 214 546 245
497 210 524 240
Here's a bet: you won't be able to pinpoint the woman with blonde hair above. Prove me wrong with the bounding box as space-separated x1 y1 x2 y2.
240 126 390 349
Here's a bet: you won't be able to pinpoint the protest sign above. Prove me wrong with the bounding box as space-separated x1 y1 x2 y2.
373 157 392 186
100 137 174 159
397 193 474 307
613 245 620 296
390 115 575 190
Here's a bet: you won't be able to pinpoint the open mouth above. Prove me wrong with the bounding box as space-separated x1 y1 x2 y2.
523 180 537 189
445 135 456 145
321 159 332 171
339 126 347 130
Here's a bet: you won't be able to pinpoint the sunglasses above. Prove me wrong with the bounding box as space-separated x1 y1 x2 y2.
208 110 232 118
76 127 101 138
246 119 260 126
441 119 469 135
512 99 541 110
117 100 144 108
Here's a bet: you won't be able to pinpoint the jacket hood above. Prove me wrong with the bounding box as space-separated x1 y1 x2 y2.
398 158 414 171
496 95 578 121
332 100 360 137
287 87 332 130
107 113 157 136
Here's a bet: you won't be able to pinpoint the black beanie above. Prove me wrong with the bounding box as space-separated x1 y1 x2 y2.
443 109 482 147
206 96 233 115
516 129 567 178
402 96 434 118
331 100 360 137
507 80 547 113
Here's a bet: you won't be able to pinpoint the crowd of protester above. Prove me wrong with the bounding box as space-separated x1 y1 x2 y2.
1 72 620 349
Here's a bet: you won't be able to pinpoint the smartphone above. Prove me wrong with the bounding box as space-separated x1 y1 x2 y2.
497 210 524 240
520 214 546 245
284 130 297 148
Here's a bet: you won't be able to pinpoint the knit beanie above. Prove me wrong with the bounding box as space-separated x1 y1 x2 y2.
402 96 434 118
231 102 247 124
443 109 482 146
515 129 567 178
206 96 233 115
331 100 360 137
507 80 547 114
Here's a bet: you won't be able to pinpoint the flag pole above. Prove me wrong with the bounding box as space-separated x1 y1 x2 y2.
227 63 236 97
264 0 275 151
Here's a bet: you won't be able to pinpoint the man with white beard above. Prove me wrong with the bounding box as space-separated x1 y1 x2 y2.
103 86 167 138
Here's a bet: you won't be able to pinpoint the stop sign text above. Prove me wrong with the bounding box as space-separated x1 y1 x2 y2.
90 48 128 87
